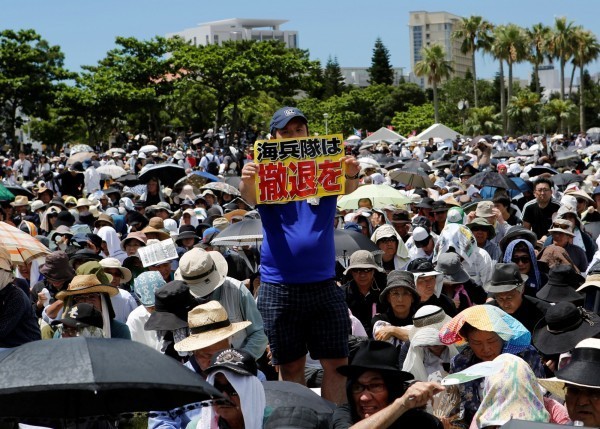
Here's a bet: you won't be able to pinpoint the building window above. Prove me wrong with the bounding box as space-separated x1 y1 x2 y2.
206 35 209 45
193 37 197 46
288 34 297 48
251 33 261 41
214 34 219 44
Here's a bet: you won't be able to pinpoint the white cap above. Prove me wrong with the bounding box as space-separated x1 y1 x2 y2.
413 226 429 242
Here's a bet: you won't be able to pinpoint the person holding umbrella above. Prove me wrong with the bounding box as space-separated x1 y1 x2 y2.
0 244 40 349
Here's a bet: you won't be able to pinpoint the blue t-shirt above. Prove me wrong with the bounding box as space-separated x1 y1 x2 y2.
257 196 336 284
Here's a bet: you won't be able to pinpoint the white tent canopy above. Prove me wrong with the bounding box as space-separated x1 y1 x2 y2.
361 127 406 144
416 123 462 141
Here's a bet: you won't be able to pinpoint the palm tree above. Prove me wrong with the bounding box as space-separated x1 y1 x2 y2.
548 17 575 100
492 24 529 135
527 23 551 97
507 89 541 132
452 15 493 108
465 106 502 134
571 28 600 132
541 98 576 133
414 44 453 123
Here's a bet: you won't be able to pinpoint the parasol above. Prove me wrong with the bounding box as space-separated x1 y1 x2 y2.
337 184 412 210
0 221 51 264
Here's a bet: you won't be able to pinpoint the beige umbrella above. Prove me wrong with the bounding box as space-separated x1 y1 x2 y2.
0 221 50 264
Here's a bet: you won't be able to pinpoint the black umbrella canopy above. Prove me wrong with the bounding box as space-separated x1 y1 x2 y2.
210 218 263 247
334 229 380 261
0 338 222 421
263 381 335 421
138 163 187 187
5 185 34 199
402 160 432 172
551 173 585 189
116 173 140 186
467 171 521 190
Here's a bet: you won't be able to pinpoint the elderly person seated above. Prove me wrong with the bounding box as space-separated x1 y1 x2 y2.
372 271 421 346
371 225 410 272
51 302 105 338
408 259 457 317
192 348 266 429
439 305 544 426
466 218 500 262
539 338 600 428
485 263 549 333
546 219 588 273
332 340 444 429
341 250 388 337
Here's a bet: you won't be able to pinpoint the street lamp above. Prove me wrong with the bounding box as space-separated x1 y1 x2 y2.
323 113 329 135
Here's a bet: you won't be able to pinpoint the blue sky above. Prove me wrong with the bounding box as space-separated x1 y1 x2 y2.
2 0 599 81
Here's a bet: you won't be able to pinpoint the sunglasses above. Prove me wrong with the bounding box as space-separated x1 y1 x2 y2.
512 256 530 264
552 223 570 230
351 268 374 274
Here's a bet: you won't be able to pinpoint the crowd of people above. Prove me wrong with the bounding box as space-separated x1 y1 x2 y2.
1 106 600 429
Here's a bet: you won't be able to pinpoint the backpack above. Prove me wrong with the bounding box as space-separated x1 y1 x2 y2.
205 154 219 175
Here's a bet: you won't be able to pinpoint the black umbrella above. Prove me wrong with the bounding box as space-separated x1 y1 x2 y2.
389 168 434 188
5 185 34 199
116 173 140 186
138 163 187 187
527 166 558 177
334 229 380 262
552 173 584 189
553 150 581 167
210 219 263 247
0 338 222 422
429 150 447 161
467 171 521 190
402 160 432 172
263 381 335 426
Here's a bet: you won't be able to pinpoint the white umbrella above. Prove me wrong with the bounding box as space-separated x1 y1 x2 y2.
139 145 158 153
134 134 148 141
337 184 412 210
433 137 443 143
358 157 380 170
492 135 503 140
106 148 125 155
346 135 361 142
96 164 127 179
69 144 94 155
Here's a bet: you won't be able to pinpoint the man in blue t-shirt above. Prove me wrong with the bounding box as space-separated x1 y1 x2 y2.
240 107 360 404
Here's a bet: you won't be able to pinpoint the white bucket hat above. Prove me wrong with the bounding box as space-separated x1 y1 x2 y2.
99 258 132 283
174 248 228 298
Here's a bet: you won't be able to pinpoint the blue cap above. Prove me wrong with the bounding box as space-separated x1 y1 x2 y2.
269 106 307 135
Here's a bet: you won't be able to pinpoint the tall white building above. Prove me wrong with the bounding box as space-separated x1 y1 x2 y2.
408 11 472 88
166 18 299 49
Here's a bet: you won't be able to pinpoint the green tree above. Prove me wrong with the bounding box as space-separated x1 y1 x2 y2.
367 37 394 85
571 28 600 132
171 39 318 131
452 15 493 108
391 103 436 136
322 56 346 99
414 44 453 123
0 29 73 149
507 89 541 133
548 17 576 101
541 98 576 133
464 106 502 134
492 24 529 135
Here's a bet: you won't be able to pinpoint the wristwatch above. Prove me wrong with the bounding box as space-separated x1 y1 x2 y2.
345 172 360 180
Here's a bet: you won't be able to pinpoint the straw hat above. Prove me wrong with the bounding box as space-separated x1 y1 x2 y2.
174 248 228 298
11 196 29 207
99 258 132 283
55 274 118 300
174 301 251 352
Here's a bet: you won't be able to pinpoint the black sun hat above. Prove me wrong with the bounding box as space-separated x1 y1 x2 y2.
337 340 413 382
532 302 600 356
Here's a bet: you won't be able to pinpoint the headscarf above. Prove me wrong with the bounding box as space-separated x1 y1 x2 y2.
40 206 61 233
403 327 458 382
433 223 477 268
97 226 127 263
503 239 542 290
472 354 549 429
439 305 531 355
197 370 265 429
371 224 410 261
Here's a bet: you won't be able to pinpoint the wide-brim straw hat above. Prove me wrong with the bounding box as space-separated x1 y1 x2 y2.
11 196 30 207
174 301 251 352
55 274 118 300
140 225 170 241
174 248 228 298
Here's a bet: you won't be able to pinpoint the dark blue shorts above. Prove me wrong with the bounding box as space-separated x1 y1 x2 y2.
257 280 350 365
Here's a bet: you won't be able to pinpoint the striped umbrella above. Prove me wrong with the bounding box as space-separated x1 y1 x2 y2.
0 221 51 264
